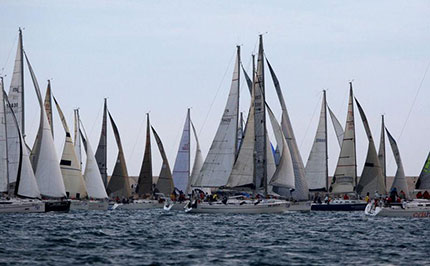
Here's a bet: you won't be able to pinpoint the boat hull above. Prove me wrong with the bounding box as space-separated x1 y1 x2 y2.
0 200 45 213
185 200 289 214
44 200 71 212
70 200 109 211
286 201 311 211
365 200 430 218
114 200 165 210
311 200 367 211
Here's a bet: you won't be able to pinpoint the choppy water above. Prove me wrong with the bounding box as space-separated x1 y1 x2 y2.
0 209 429 265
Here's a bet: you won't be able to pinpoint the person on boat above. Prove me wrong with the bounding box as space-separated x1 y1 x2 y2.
365 192 370 203
389 187 398 203
423 191 430 199
170 192 177 202
343 194 350 200
399 190 406 200
178 191 185 202
416 191 423 199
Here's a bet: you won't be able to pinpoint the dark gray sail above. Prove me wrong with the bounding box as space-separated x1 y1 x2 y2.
95 98 108 188
355 98 386 196
378 115 387 188
106 111 131 198
254 35 267 193
266 58 309 200
136 114 153 197
416 152 430 190
44 80 53 137
152 126 174 196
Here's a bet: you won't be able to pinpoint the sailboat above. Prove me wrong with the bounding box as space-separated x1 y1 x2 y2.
0 78 45 213
187 39 291 214
311 83 369 211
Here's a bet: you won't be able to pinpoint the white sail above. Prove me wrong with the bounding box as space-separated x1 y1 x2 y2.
355 98 386 196
0 81 9 193
6 30 24 186
305 91 328 191
386 128 409 198
327 106 344 148
172 109 190 193
53 97 87 199
25 53 66 198
266 58 309 200
194 47 240 188
331 83 356 194
74 109 82 170
80 126 108 199
189 120 204 193
267 106 295 189
226 93 255 188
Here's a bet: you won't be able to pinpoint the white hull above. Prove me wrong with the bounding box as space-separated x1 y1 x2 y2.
285 201 311 211
114 199 165 210
185 199 289 214
70 200 109 211
365 200 430 218
0 199 45 213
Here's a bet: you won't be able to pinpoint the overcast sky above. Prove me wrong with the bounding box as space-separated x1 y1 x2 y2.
1 0 429 178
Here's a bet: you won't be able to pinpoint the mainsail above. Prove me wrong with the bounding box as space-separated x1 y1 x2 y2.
254 35 267 192
266 58 309 200
355 98 386 196
194 46 240 188
44 80 53 137
172 109 191 194
136 114 153 197
25 52 66 198
106 112 131 198
386 128 409 198
305 91 328 191
152 126 174 196
189 120 203 192
416 152 430 190
6 29 24 188
330 83 356 194
95 98 108 188
80 127 108 199
53 97 87 199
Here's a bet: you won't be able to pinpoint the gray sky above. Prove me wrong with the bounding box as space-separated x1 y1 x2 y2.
1 0 429 178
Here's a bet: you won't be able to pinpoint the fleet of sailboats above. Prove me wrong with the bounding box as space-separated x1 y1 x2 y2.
0 29 428 217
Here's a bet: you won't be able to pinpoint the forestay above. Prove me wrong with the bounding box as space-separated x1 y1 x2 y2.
194 47 240 188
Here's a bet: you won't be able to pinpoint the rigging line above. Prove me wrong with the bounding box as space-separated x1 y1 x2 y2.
129 117 146 160
89 100 104 138
398 59 430 140
0 34 18 77
198 50 236 135
299 92 322 149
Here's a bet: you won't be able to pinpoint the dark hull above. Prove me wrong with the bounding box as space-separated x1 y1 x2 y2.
311 203 367 211
44 201 71 212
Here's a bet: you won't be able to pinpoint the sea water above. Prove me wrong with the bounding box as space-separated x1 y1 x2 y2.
0 210 428 265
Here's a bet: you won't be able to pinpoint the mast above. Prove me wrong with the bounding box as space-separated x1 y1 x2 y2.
0 78 9 193
323 90 329 191
254 34 267 196
378 115 386 189
44 80 53 137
